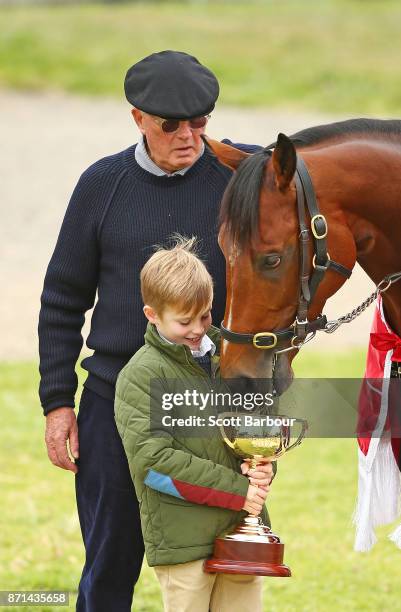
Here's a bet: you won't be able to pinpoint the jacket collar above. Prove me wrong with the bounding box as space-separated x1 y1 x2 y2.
144 322 220 365
157 329 216 357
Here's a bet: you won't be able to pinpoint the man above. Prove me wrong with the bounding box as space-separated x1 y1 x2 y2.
38 50 261 612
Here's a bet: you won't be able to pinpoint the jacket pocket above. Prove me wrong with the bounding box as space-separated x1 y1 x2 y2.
158 493 237 549
157 491 194 508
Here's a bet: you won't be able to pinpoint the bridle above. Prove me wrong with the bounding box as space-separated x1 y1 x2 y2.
220 151 353 355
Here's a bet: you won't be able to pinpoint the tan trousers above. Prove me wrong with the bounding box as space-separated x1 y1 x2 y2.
154 559 263 612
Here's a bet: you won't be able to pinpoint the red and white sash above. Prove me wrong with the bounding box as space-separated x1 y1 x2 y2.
354 295 401 551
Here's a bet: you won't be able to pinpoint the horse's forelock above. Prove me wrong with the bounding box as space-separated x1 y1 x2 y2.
219 150 272 249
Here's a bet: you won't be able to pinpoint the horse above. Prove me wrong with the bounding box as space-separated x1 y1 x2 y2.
204 119 401 393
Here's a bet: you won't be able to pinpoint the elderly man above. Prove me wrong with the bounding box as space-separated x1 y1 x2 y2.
38 51 260 612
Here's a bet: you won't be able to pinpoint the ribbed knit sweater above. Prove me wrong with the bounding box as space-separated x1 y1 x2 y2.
38 141 259 415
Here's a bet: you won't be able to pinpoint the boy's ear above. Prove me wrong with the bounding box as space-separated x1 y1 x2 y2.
143 305 158 323
201 135 250 171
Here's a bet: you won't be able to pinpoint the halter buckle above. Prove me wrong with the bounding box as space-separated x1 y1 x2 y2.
253 332 278 350
311 214 328 239
291 336 303 348
312 252 330 269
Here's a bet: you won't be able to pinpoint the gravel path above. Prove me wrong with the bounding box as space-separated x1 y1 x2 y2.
1 90 374 360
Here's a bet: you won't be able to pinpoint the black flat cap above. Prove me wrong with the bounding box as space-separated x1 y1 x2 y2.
124 50 219 119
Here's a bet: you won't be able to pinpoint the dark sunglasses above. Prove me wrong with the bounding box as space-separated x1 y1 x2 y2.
151 114 210 133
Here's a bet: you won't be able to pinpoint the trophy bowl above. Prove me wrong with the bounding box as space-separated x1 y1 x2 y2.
203 412 308 577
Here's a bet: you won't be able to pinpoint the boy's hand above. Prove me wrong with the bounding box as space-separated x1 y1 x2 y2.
242 484 268 516
241 460 274 488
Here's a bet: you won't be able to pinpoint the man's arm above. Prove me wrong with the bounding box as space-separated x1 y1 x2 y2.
39 167 104 472
221 139 263 154
39 170 101 415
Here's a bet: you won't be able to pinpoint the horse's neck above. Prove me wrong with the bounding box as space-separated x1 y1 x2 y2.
306 141 401 335
320 140 401 336
380 291 401 339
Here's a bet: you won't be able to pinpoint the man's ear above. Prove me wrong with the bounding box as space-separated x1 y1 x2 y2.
202 135 250 171
271 133 297 192
131 108 146 135
143 305 158 324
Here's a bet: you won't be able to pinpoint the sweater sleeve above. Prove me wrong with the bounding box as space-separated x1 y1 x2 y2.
115 366 249 512
38 167 104 415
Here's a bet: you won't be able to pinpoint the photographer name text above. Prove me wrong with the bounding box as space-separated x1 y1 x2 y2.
161 414 296 428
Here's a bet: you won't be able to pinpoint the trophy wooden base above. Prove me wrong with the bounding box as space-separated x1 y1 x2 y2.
203 517 291 577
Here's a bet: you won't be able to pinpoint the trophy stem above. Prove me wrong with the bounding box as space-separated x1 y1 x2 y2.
225 516 281 543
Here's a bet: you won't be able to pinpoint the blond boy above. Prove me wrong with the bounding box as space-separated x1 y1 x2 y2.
114 237 273 612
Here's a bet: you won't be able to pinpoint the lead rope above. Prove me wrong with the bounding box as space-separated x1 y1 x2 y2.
274 271 401 356
323 271 401 334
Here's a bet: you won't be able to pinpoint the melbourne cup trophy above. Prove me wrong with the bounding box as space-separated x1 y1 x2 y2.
204 412 308 577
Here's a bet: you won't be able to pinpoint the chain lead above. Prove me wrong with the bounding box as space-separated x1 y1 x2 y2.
324 271 401 334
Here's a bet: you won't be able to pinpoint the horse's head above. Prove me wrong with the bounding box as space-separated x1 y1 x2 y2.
206 134 357 392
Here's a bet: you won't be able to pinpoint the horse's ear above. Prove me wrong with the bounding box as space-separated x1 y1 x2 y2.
272 133 297 192
201 135 250 170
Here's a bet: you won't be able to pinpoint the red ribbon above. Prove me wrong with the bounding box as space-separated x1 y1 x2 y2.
370 332 401 361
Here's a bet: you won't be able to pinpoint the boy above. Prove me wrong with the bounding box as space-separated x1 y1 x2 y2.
114 237 274 612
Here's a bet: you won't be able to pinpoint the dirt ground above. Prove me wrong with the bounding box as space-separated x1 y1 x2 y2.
1 89 375 360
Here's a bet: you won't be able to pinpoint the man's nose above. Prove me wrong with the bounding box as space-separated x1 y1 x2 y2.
176 121 193 138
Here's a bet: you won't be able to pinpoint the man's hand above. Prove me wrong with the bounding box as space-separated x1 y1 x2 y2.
241 460 274 489
45 407 79 474
242 484 268 516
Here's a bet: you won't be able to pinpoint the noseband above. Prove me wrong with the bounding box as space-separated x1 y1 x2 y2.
220 151 353 354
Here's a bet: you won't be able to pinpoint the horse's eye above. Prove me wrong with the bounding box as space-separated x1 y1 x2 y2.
261 254 281 269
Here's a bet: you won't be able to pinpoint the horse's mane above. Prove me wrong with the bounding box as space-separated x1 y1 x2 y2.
220 118 401 247
268 118 401 149
219 149 271 248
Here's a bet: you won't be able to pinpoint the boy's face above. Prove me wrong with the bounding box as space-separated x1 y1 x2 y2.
144 304 212 351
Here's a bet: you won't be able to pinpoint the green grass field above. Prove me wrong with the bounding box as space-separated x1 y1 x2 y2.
2 350 401 611
1 0 401 114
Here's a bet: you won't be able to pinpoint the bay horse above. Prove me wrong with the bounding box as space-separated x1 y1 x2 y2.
204 119 401 393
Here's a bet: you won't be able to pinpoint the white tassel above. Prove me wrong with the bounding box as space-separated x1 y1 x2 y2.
371 436 400 525
389 523 401 548
353 437 401 552
353 447 376 552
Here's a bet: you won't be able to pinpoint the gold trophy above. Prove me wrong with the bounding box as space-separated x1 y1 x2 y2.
204 412 307 577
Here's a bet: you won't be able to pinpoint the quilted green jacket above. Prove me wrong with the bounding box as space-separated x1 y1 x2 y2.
114 323 270 566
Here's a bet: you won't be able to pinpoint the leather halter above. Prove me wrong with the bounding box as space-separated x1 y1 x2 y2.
220 152 353 353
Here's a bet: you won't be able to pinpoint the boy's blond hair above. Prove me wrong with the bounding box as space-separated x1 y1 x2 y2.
140 235 214 316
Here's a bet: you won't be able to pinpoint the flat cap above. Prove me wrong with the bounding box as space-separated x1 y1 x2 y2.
124 50 219 119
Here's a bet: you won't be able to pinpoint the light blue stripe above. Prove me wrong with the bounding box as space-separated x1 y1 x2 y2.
144 469 184 499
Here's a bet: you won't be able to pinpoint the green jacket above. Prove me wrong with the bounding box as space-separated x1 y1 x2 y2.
114 323 270 566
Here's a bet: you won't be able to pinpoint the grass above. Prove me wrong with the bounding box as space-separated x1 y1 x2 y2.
1 350 400 611
0 0 401 114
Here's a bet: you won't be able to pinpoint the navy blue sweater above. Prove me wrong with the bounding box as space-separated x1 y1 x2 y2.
38 142 259 414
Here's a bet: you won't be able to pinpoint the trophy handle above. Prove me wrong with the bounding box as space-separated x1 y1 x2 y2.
285 418 308 452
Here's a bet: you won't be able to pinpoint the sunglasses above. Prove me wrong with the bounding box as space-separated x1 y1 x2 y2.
150 114 210 133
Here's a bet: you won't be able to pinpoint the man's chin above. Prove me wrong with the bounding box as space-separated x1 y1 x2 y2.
171 153 198 168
